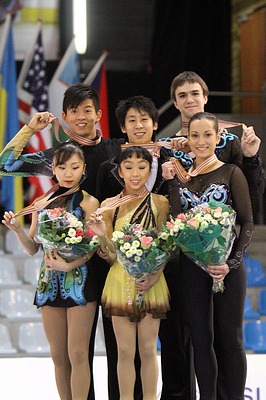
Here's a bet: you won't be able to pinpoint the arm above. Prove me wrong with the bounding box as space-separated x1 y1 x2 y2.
241 126 265 198
135 195 169 293
227 166 254 269
0 112 55 177
2 211 40 256
46 194 101 272
87 210 117 264
44 248 95 272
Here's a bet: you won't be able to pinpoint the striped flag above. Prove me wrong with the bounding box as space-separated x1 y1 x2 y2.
0 14 23 214
17 21 53 203
49 38 80 123
84 51 110 138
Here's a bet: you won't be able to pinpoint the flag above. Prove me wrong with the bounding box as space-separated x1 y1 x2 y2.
84 51 110 138
17 21 53 203
0 13 23 214
49 37 80 123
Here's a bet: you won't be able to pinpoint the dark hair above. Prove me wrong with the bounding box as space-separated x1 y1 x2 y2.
170 71 209 101
53 142 85 167
63 83 100 113
115 95 159 131
188 112 218 134
118 146 153 169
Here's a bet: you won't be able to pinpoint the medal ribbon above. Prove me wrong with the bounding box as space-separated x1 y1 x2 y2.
13 183 80 218
170 154 219 183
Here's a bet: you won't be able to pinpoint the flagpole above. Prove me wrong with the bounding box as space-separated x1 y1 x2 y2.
83 50 109 85
0 13 11 66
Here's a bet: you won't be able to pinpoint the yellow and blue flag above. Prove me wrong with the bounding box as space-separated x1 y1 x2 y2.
0 14 23 214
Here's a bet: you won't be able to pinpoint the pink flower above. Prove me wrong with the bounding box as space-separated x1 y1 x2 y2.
187 218 199 229
166 220 175 229
177 213 186 221
141 236 153 248
48 207 65 218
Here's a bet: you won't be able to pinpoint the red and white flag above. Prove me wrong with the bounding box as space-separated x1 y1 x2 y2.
84 51 110 138
17 21 53 203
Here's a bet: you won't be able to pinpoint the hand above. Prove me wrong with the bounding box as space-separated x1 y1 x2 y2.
44 249 68 272
87 213 106 238
162 161 176 180
171 137 191 153
28 112 56 132
2 211 21 232
207 264 230 282
241 126 261 157
96 247 111 261
135 269 162 293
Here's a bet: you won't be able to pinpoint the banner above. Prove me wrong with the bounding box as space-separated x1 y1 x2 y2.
0 14 23 214
17 21 53 203
84 51 110 138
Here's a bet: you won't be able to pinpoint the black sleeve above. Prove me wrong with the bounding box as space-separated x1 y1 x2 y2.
227 166 254 269
167 178 182 217
242 154 265 198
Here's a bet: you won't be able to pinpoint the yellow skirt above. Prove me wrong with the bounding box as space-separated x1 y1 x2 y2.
102 260 170 322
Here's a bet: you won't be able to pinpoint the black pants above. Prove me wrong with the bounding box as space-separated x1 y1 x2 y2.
159 258 196 400
181 254 247 400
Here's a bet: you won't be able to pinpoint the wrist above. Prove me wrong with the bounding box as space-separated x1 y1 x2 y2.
243 154 259 164
26 124 35 132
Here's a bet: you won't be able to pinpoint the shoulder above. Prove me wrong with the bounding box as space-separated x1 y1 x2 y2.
151 193 169 208
81 191 99 209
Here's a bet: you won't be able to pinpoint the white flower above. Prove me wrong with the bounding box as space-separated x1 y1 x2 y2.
68 228 76 237
134 256 141 262
92 236 99 244
159 232 169 240
123 242 131 250
125 249 133 258
65 237 71 244
132 240 140 248
136 249 143 256
200 221 209 229
75 236 83 243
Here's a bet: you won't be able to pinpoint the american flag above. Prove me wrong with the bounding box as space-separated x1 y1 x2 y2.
17 22 53 203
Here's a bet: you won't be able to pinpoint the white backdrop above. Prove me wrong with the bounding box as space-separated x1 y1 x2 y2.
0 354 265 399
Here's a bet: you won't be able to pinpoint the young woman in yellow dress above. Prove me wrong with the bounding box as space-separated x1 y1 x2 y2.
88 146 170 400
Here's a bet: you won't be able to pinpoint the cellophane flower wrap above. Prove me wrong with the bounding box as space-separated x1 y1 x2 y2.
164 202 236 293
35 208 99 293
111 224 178 307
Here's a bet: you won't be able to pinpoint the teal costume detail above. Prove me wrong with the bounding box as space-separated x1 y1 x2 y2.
35 190 89 308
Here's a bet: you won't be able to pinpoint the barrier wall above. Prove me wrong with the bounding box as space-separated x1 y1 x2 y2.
0 355 265 399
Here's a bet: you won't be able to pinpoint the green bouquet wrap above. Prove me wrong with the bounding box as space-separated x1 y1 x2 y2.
164 202 236 293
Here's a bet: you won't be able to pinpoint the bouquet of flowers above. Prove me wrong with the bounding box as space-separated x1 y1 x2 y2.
35 208 99 292
112 224 178 307
164 201 236 293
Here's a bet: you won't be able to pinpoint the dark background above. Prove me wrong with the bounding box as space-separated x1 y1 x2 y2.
56 0 232 138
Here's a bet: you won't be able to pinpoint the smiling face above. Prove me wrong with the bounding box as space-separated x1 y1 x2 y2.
188 118 220 163
62 99 102 139
118 154 151 194
174 82 208 122
121 107 158 144
52 153 85 188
